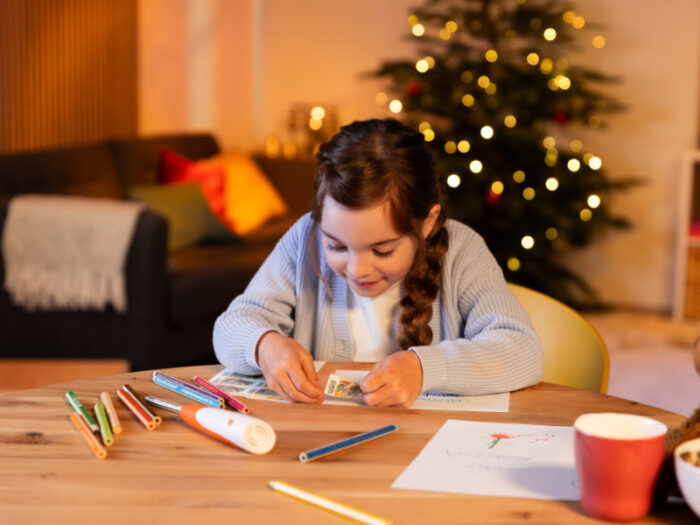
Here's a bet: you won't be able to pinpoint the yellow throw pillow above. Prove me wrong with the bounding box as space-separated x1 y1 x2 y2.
197 151 289 235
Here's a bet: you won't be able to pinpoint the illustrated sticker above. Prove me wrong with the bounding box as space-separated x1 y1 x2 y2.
324 374 363 398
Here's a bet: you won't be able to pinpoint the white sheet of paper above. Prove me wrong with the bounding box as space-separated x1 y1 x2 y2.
334 370 510 412
392 419 579 501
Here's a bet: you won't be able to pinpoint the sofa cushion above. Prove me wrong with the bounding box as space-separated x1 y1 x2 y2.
108 133 220 186
127 183 236 251
158 149 290 237
157 148 228 224
0 144 123 198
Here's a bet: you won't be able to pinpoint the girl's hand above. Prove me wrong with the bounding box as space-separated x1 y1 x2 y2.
256 331 324 403
360 351 423 408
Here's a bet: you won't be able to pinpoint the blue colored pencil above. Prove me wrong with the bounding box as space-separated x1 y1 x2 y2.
152 375 224 408
299 424 397 463
152 371 222 403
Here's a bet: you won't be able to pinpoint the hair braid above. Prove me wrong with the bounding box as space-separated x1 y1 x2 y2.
397 212 449 349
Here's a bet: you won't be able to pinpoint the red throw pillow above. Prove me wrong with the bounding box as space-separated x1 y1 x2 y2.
158 149 229 224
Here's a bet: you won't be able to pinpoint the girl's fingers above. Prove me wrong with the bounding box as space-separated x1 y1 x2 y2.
288 371 323 401
276 370 322 403
363 383 393 406
299 351 321 387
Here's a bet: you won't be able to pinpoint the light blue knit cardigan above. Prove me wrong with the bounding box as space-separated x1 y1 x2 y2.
213 214 543 395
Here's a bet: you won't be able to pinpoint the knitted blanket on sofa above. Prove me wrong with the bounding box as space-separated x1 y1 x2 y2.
2 195 143 312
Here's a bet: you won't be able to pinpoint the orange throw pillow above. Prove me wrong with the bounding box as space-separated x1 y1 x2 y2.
158 149 289 235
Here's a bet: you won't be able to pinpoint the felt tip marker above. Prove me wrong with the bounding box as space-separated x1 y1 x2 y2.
152 371 222 404
116 386 157 430
65 391 99 434
193 375 250 414
93 402 114 446
152 375 224 408
69 412 107 459
299 424 397 463
100 391 122 434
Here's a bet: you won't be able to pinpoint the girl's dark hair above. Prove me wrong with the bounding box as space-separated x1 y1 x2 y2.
311 118 448 349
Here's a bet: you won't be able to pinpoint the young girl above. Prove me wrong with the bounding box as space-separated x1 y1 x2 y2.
213 118 543 407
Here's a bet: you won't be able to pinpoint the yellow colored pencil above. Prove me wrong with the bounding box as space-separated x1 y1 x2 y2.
268 480 391 525
69 412 107 459
100 391 122 434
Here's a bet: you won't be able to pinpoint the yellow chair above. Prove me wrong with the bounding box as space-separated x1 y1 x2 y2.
508 283 610 393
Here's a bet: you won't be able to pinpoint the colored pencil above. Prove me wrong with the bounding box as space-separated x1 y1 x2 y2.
152 375 224 408
120 384 162 425
193 375 250 414
69 412 107 459
100 391 122 434
93 402 114 446
152 371 222 404
268 480 391 525
65 391 99 434
116 387 157 430
299 424 397 463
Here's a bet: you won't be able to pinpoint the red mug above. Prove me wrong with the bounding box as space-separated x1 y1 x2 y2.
574 413 667 522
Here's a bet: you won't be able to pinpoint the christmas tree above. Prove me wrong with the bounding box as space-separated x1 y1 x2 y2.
372 0 637 306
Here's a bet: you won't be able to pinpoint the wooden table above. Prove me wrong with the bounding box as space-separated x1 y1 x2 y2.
0 363 695 524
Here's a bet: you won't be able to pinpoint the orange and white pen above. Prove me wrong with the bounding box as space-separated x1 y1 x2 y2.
69 412 107 459
117 385 159 430
144 396 275 454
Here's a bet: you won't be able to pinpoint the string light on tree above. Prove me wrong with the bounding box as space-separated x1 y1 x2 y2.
469 160 483 173
567 159 581 172
457 140 471 153
507 257 521 271
587 194 601 208
389 99 402 113
521 235 535 249
446 173 461 188
480 126 494 139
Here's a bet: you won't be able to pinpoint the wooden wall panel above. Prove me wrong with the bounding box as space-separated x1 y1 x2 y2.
0 0 138 154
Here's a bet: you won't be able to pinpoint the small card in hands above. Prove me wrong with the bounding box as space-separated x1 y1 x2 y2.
324 373 363 399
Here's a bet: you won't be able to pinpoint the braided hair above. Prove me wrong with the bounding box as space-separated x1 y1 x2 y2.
311 118 449 349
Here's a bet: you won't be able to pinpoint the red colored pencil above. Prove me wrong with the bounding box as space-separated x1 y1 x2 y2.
193 376 250 414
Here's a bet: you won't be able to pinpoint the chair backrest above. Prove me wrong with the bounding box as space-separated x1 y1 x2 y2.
508 283 609 393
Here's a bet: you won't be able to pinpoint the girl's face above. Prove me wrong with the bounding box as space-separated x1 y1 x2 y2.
320 196 439 298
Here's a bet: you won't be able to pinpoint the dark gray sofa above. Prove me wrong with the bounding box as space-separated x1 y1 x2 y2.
0 134 316 371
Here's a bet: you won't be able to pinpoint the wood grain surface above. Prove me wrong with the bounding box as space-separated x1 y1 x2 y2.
0 363 695 524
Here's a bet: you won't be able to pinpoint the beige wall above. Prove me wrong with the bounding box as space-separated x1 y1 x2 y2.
138 0 700 311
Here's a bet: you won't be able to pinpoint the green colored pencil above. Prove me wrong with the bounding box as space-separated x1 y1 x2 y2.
65 391 98 434
93 402 114 446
